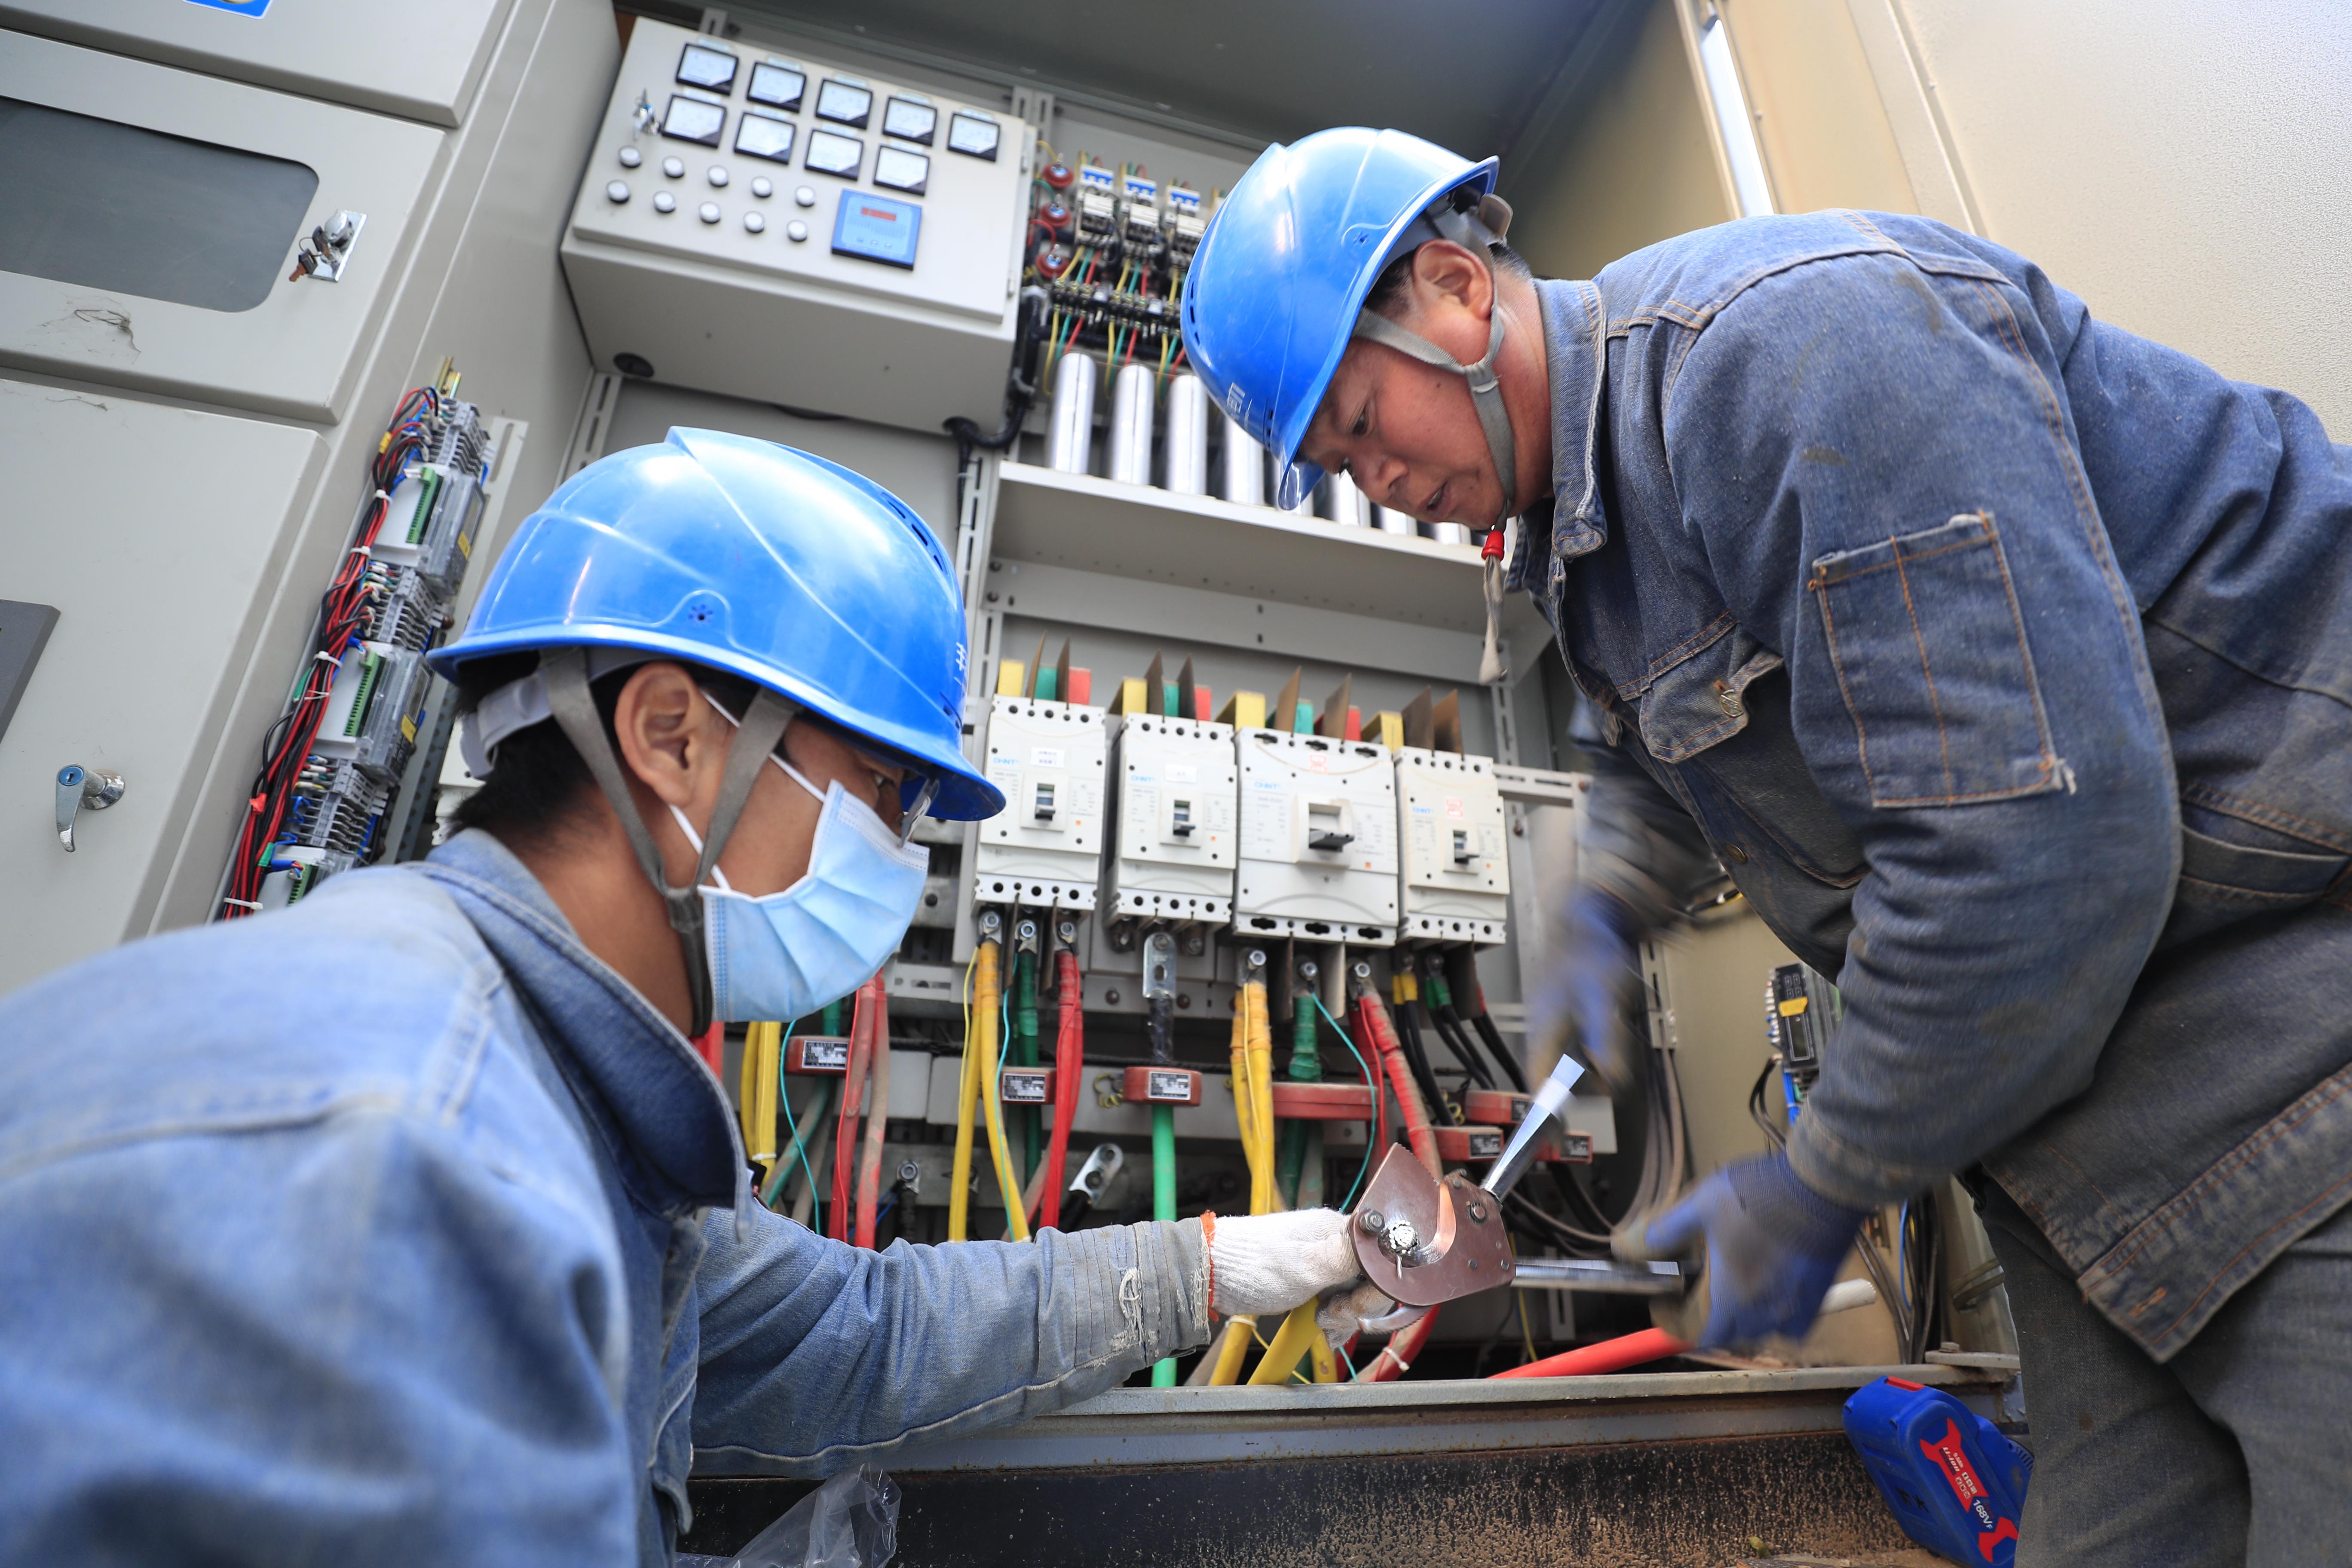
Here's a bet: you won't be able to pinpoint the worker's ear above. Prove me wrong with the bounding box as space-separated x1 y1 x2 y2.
1404 239 1496 325
610 662 728 808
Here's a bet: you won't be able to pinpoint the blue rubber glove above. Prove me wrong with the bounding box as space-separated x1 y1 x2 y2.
1624 1153 1868 1348
1525 887 1645 1096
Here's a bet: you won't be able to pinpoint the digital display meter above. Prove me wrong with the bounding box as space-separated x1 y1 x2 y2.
832 191 922 269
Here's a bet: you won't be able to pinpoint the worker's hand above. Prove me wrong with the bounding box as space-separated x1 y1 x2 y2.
1614 1153 1867 1349
1210 1208 1372 1344
1525 887 1645 1097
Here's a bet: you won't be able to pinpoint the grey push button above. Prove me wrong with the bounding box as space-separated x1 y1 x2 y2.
743 211 765 233
606 180 631 204
662 156 686 179
794 185 816 207
652 191 676 214
707 165 729 187
698 201 721 224
786 219 808 242
750 175 773 199
618 146 642 168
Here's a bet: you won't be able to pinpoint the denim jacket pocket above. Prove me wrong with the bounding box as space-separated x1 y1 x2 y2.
1810 512 2060 807
1632 623 1785 765
2159 821 2351 948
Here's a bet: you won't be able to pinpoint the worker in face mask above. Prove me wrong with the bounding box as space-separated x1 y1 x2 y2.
0 429 1377 1564
1183 129 2352 1562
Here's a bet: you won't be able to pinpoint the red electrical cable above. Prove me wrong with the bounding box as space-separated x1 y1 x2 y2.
1039 948 1085 1229
1489 1328 1689 1380
829 984 873 1242
854 979 889 1248
1350 984 1444 1382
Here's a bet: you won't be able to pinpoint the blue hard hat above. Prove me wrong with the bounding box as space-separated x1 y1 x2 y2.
1181 128 1497 510
430 429 1002 821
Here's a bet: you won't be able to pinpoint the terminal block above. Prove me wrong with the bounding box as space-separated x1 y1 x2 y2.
357 562 449 654
974 642 1107 910
313 640 429 783
1393 689 1510 945
375 399 489 594
1075 162 1119 242
1101 655 1236 928
1165 184 1205 260
283 757 391 861
1232 673 1398 943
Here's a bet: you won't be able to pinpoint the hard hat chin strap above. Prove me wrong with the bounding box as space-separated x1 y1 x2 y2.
1350 207 1518 530
541 647 798 1039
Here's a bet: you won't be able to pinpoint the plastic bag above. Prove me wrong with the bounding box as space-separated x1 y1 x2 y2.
693 1466 900 1568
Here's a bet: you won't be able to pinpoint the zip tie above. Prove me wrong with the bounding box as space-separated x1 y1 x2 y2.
348 544 371 558
313 650 342 667
220 898 264 911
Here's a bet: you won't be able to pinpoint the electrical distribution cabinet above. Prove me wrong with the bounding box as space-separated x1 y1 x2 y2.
560 18 1033 436
1395 747 1510 944
975 694 1109 910
1101 710 1237 927
1233 728 1399 943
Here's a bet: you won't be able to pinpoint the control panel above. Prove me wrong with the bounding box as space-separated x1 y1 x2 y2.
560 18 1032 434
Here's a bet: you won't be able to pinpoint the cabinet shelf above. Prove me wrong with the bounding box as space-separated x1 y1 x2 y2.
990 462 1545 642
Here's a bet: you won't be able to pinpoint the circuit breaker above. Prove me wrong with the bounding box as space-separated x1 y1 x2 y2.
1233 728 1398 943
1395 747 1510 944
1102 709 1237 926
975 693 1108 909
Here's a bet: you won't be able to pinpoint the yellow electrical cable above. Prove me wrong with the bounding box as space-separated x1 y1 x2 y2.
745 1021 782 1186
1208 1315 1255 1385
948 951 982 1240
1246 1300 1322 1385
974 942 1031 1242
737 1019 760 1152
1227 998 1259 1195
1244 977 1276 1215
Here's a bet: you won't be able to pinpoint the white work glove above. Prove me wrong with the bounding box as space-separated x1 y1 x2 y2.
1208 1208 1396 1347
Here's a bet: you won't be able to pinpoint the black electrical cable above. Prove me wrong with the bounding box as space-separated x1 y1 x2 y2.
1502 1189 1610 1255
1748 1057 1788 1150
1429 1006 1496 1090
945 285 1049 483
1468 1010 1529 1093
1444 948 1529 1092
1392 1003 1453 1127
1547 1161 1620 1234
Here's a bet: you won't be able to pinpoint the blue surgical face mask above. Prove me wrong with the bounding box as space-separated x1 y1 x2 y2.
667 701 930 1024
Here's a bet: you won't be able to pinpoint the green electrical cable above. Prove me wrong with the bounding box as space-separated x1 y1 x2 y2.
1312 993 1379 1211
1275 986 1322 1207
1013 947 1041 1179
1151 1101 1178 1388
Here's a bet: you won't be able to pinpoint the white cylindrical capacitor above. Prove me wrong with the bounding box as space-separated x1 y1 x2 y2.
1108 363 1157 486
1428 521 1472 546
1047 352 1098 475
1321 470 1369 527
1375 505 1416 535
1163 373 1209 494
1219 410 1265 507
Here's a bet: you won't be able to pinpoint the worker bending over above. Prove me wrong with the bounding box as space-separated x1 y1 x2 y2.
1183 130 2352 1564
0 432 1372 1564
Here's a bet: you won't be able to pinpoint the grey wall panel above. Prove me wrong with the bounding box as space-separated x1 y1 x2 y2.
0 0 518 127
0 381 327 992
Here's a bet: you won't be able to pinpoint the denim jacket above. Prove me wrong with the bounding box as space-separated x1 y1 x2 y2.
1520 211 2352 1360
0 829 1207 1564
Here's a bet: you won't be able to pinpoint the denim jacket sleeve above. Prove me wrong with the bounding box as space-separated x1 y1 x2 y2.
688 1207 1208 1475
1664 250 2179 1209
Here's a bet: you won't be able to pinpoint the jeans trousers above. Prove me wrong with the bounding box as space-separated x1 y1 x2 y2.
1978 1183 2352 1566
